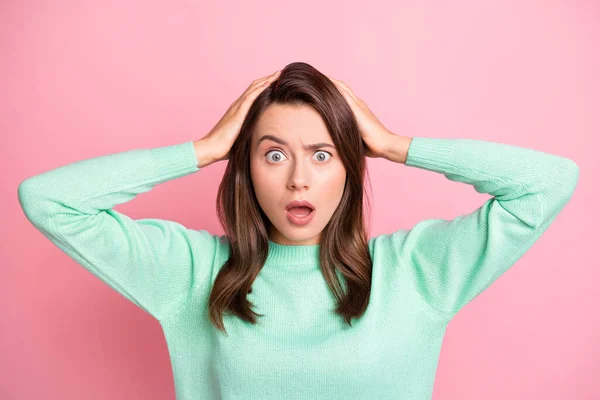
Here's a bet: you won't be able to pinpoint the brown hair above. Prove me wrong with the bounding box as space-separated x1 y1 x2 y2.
209 61 373 334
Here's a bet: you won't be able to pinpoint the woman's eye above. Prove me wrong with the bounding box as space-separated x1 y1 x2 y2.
265 150 332 163
265 150 286 163
313 151 332 162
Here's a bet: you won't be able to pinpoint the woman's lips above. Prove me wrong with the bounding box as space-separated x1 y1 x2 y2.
285 200 315 211
285 208 315 225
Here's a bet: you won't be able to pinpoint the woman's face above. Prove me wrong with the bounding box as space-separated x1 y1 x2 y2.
250 103 347 245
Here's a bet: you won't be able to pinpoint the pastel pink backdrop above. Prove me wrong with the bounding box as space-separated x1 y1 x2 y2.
3 1 597 399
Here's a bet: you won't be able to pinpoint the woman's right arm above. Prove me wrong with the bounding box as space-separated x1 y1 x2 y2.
18 139 221 322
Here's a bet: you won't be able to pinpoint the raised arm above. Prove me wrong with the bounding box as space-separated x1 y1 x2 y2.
18 139 221 321
385 136 579 321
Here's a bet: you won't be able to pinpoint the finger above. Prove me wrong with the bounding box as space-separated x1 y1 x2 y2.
326 74 348 95
326 75 347 91
248 70 280 95
327 75 360 102
327 75 357 103
232 70 281 108
237 71 279 110
334 79 360 104
246 69 281 92
326 75 343 91
239 70 280 102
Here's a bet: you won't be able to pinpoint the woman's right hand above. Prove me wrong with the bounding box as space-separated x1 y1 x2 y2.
198 69 282 164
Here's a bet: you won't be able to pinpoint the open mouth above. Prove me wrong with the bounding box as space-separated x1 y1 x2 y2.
285 207 315 225
286 206 313 217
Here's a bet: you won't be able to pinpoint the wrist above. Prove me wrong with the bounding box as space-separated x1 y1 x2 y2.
193 138 217 168
384 134 413 164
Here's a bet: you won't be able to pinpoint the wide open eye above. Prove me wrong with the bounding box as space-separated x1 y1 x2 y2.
313 151 332 162
265 150 286 163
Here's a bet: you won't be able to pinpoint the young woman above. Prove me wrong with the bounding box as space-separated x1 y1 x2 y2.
18 62 579 400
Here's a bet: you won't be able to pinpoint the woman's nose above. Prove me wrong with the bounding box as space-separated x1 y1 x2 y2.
288 160 310 189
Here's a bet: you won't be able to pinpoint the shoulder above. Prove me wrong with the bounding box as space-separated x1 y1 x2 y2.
369 230 408 261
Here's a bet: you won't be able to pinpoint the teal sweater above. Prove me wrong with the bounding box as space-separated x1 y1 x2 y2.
18 137 578 399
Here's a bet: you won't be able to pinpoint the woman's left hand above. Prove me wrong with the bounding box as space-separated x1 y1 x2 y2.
327 75 396 158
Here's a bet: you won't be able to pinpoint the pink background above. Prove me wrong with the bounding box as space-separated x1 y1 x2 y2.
3 1 598 399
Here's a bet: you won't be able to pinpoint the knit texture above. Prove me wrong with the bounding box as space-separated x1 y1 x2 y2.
18 137 579 399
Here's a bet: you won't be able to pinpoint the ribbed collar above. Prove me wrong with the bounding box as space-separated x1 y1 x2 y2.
264 239 321 269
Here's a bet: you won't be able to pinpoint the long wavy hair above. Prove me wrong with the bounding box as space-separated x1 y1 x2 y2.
209 61 374 334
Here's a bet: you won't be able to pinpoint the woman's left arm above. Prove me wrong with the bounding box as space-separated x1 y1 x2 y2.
386 135 579 320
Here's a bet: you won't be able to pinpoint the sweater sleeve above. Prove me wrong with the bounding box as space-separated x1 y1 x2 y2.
17 140 220 321
389 137 579 321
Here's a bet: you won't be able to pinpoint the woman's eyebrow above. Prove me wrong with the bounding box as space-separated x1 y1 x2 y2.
256 134 335 151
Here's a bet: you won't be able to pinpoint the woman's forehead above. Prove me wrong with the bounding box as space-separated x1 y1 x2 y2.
253 106 332 146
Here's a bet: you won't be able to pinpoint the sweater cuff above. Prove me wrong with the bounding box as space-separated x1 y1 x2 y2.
149 140 201 181
405 136 460 172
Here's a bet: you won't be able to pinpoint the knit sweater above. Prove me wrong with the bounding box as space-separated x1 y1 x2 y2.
17 136 579 399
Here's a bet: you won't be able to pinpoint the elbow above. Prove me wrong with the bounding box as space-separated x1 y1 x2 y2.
18 178 38 216
562 158 580 199
18 178 52 224
538 158 579 224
